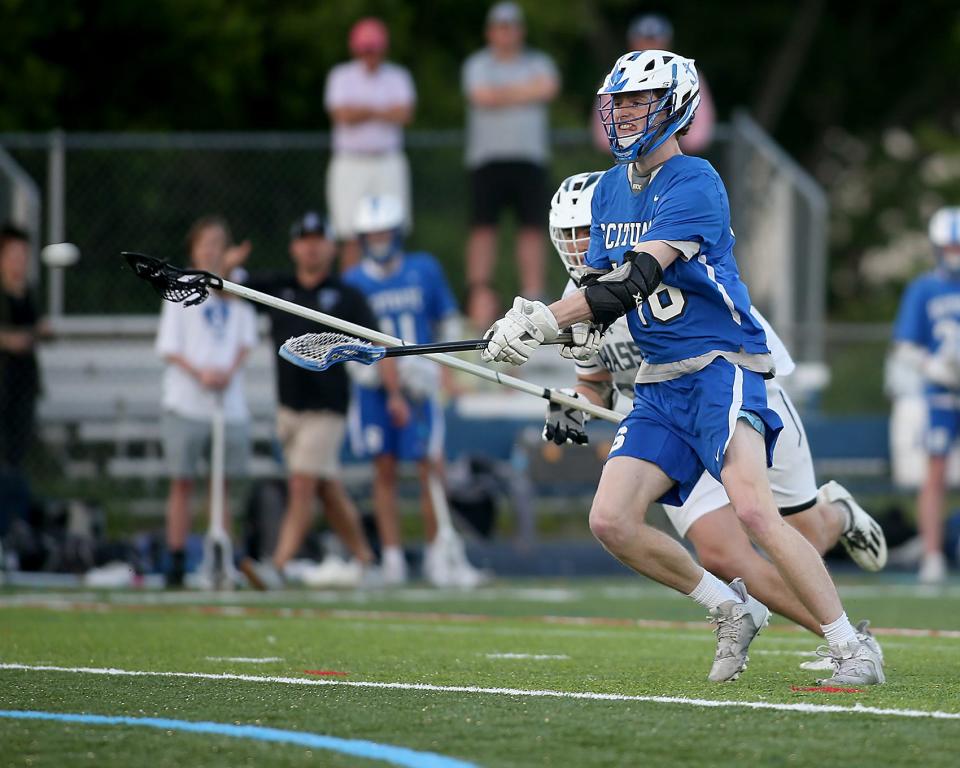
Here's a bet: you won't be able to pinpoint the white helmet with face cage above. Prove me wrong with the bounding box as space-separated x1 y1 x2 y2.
549 171 604 282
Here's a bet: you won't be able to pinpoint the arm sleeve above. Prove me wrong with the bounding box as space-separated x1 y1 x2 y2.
893 280 930 347
239 302 258 349
392 66 416 106
640 172 724 255
154 302 182 357
426 257 459 321
462 53 484 94
324 66 346 111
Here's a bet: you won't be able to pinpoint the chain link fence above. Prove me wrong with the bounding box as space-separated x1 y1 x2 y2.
0 124 853 574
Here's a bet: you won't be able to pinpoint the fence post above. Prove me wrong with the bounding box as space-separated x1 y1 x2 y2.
46 129 66 317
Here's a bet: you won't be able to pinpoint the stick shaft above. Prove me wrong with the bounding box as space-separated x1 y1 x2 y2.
383 335 571 357
220 279 622 424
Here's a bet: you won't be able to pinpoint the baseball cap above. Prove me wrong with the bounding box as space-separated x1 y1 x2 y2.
290 211 331 240
349 17 389 55
487 2 524 26
628 13 674 44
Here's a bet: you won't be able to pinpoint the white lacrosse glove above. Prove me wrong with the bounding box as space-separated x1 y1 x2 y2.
481 297 560 366
542 389 590 445
559 323 603 361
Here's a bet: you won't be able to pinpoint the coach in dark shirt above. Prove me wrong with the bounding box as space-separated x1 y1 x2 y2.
233 212 376 585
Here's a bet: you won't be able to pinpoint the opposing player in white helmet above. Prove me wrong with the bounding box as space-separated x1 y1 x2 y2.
544 172 887 670
343 195 484 588
484 49 885 685
892 206 960 583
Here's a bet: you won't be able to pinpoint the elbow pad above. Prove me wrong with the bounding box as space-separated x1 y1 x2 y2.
583 251 662 327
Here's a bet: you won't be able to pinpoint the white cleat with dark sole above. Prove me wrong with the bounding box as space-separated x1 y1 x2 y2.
819 481 887 571
707 578 770 683
815 638 885 686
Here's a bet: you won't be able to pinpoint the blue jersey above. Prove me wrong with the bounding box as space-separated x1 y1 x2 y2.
893 270 960 355
343 252 458 345
585 156 769 369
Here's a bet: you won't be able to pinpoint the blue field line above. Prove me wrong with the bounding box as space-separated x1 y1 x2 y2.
0 710 479 768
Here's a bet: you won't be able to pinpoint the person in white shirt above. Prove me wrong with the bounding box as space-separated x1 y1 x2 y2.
325 17 416 271
155 216 258 587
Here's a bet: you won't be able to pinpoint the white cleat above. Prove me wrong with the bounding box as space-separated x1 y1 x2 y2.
707 578 770 682
819 481 887 572
800 619 884 671
381 550 409 586
815 638 885 686
918 551 947 584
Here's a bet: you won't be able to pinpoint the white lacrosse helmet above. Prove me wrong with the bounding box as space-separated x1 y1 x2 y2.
355 195 405 262
597 49 700 164
930 207 960 248
354 194 405 235
549 171 603 282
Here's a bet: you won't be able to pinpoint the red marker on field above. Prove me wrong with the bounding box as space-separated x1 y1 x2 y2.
304 669 349 676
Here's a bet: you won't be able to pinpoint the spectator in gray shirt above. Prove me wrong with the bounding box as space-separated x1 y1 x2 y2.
462 2 559 331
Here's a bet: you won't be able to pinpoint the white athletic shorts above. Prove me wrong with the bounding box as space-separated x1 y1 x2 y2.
326 151 411 239
661 379 818 537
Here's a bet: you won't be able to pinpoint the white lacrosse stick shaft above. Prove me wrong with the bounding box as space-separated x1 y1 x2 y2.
202 392 235 590
219 278 621 424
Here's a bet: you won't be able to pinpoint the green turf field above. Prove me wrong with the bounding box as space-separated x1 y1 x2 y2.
2 577 959 767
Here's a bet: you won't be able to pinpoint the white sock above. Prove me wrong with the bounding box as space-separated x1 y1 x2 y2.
382 547 405 569
821 612 858 648
688 570 742 610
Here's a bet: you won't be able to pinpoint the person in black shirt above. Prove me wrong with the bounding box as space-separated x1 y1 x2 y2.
232 212 378 587
0 225 44 525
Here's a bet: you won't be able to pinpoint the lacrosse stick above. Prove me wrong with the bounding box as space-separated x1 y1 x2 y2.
198 393 237 590
278 331 572 372
122 251 621 423
423 464 489 589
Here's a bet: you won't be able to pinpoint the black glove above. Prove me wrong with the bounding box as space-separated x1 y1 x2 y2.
542 389 590 446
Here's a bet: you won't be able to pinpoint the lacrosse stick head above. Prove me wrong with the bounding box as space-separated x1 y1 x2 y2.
279 332 388 372
122 251 223 307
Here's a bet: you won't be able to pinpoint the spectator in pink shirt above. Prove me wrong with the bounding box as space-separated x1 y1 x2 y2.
590 13 715 156
325 18 416 271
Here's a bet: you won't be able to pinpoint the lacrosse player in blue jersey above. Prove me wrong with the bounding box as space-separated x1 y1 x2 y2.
344 195 483 587
892 207 960 584
483 51 884 685
545 172 886 672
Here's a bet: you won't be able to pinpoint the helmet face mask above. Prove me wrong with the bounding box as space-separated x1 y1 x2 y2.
354 194 406 263
597 50 700 164
929 207 960 277
549 171 603 284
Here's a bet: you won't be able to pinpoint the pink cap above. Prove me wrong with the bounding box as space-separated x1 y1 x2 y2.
349 17 389 55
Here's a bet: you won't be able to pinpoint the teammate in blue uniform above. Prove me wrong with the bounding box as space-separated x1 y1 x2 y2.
344 195 465 586
483 50 883 685
892 206 960 583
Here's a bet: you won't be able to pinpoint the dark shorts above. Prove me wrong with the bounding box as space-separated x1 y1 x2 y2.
469 161 547 228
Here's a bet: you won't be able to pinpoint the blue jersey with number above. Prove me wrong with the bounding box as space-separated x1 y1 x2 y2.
893 270 960 355
585 156 768 365
343 252 458 344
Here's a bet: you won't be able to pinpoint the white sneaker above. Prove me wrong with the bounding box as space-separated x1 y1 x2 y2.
707 578 770 682
239 557 286 590
800 619 884 671
300 555 363 588
815 639 885 686
381 548 408 586
918 551 947 584
423 537 491 589
819 481 887 571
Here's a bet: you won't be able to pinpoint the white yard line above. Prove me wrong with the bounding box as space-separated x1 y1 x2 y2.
1 662 958 722
204 657 284 663
485 653 570 660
